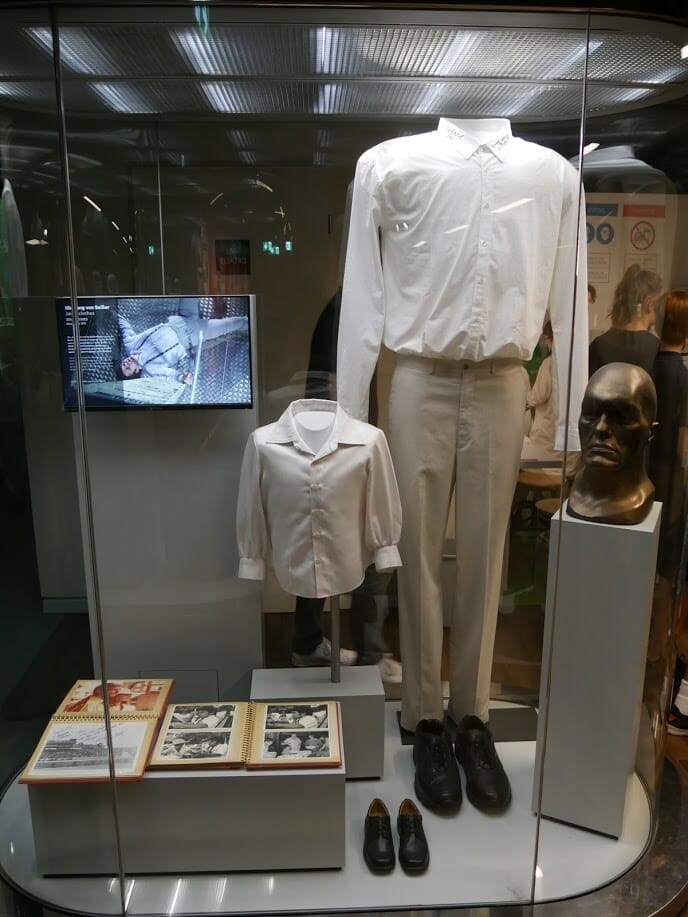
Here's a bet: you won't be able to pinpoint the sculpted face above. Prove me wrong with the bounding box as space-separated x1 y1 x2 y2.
579 363 657 471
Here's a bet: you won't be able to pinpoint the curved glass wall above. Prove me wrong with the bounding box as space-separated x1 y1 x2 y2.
0 4 687 916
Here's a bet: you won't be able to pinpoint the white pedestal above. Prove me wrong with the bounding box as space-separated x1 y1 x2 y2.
251 666 385 779
28 760 346 875
533 501 661 837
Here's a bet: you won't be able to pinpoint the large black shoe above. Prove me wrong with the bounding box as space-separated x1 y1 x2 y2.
413 718 462 812
363 798 395 873
455 715 511 811
397 798 429 874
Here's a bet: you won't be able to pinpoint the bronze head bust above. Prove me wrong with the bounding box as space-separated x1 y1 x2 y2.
567 362 658 525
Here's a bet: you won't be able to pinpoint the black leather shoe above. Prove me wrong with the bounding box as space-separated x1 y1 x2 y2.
413 718 462 812
363 798 395 873
397 798 429 873
455 715 511 811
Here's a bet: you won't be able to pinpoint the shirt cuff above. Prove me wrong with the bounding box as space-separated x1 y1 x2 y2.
238 557 265 580
374 545 402 572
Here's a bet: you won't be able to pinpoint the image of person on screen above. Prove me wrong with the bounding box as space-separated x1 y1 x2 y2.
115 311 248 384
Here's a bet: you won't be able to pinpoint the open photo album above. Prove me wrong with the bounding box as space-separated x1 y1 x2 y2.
148 700 342 770
20 679 174 784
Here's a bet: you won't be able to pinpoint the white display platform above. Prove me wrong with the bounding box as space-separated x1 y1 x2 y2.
0 703 651 915
250 666 385 779
533 502 661 837
28 757 345 875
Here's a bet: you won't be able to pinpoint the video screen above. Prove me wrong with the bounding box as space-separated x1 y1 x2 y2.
56 295 252 409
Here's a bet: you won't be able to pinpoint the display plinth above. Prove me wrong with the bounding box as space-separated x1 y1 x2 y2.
533 501 661 837
251 666 384 779
28 760 345 875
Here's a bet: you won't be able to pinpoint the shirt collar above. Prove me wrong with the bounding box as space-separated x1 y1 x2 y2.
267 399 368 457
437 118 512 163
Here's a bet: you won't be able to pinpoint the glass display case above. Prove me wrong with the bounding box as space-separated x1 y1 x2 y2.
1 3 688 916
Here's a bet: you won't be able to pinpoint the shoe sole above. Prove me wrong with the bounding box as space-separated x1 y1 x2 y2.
667 724 688 736
399 855 429 874
414 775 461 813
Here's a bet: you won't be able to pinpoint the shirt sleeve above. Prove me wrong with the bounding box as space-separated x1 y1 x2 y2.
236 434 268 580
549 166 589 453
336 152 386 421
365 429 402 571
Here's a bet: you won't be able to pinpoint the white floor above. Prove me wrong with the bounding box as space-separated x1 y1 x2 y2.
0 703 651 915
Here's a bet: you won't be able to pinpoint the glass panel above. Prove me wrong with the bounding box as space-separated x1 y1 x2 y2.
533 11 688 912
0 6 125 916
11 3 688 915
54 5 590 914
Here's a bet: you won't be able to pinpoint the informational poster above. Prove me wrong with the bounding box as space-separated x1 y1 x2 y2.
585 193 676 339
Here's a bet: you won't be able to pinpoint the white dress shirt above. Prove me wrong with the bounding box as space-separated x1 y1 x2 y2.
337 118 588 451
236 399 402 598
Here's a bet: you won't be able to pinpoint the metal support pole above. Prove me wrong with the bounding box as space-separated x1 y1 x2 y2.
330 594 341 684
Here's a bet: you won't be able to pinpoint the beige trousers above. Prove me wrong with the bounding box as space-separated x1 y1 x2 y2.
388 355 527 732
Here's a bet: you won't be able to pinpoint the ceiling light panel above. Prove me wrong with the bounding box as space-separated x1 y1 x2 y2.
27 25 183 77
172 26 310 76
588 31 688 84
203 82 315 114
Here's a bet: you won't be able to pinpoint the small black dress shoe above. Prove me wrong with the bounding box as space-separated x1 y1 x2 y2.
363 798 395 873
455 715 511 811
397 798 429 873
413 718 462 812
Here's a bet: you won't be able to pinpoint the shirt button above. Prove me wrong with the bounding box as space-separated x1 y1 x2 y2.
480 240 487 247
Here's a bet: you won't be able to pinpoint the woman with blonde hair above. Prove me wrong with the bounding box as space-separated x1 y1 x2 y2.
589 262 663 375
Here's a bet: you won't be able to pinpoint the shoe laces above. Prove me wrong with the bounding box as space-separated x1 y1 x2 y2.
430 737 451 769
401 813 422 836
372 817 391 839
469 735 492 770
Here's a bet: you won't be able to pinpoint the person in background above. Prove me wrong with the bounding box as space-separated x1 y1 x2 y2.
589 263 662 376
646 290 688 734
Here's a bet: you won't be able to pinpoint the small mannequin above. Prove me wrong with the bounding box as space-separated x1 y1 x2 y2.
292 402 346 682
567 362 658 525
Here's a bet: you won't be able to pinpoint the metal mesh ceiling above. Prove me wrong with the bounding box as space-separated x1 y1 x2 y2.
0 17 684 119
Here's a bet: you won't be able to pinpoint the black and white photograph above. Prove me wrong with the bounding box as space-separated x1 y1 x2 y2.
264 703 329 731
156 730 231 761
167 703 235 730
21 721 153 782
262 730 331 760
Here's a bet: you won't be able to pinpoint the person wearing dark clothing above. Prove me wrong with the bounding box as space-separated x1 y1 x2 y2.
589 263 663 376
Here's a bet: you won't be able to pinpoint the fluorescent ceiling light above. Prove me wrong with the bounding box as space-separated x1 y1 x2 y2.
681 44 688 60
255 179 273 193
172 29 228 75
583 142 600 155
315 26 334 74
209 192 223 207
227 130 255 148
26 26 113 76
90 83 157 114
83 195 102 212
416 84 446 115
203 83 244 113
111 221 120 231
492 198 533 214
313 84 339 115
238 151 258 165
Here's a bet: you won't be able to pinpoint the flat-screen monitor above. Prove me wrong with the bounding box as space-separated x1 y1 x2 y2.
56 295 253 409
